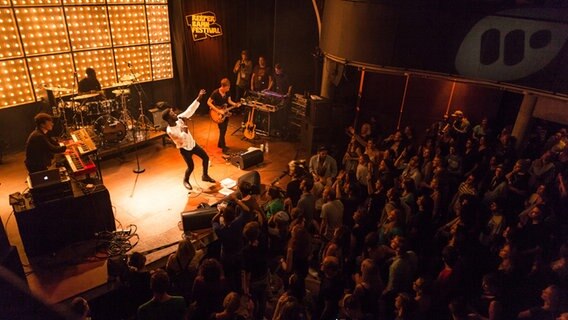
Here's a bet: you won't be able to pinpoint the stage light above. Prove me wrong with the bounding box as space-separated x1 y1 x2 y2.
0 0 11 7
27 53 74 98
150 43 172 80
147 5 170 43
65 6 111 50
15 7 69 55
74 49 116 87
114 45 151 82
0 9 23 59
108 5 147 46
0 59 34 107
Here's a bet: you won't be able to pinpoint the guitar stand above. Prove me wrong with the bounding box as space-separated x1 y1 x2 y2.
231 122 244 136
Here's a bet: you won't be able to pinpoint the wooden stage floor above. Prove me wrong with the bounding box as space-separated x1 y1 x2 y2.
0 113 309 303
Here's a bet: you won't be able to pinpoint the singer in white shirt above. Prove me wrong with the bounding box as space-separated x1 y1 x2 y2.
162 89 216 190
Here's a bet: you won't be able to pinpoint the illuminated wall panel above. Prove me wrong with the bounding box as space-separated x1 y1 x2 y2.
108 5 148 46
0 1 172 108
63 0 105 4
114 46 151 82
74 49 116 87
27 53 75 98
0 59 34 107
107 0 144 3
150 43 172 80
16 7 70 55
65 6 111 50
12 0 61 5
147 4 169 43
0 9 23 59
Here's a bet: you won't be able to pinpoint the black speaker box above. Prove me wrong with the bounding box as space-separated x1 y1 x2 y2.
307 98 332 127
237 170 261 195
302 123 332 154
181 207 218 232
229 149 264 169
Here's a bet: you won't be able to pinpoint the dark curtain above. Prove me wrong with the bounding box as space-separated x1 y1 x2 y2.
169 0 276 112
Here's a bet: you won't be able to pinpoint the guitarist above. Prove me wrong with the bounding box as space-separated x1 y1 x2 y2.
208 78 239 153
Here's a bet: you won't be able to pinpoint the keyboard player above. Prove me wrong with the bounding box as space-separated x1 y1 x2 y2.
24 113 71 174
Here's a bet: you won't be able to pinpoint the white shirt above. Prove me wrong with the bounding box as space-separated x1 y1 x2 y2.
166 98 200 151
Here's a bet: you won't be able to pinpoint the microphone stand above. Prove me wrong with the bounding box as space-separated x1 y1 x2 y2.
126 63 145 175
127 63 152 131
72 72 81 130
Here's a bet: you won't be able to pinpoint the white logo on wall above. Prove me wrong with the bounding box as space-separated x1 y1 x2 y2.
185 11 223 41
455 9 568 81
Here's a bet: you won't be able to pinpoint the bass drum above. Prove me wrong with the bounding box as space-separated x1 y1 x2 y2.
94 115 126 144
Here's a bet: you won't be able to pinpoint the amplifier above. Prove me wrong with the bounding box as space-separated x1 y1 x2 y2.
181 207 218 232
229 149 264 170
29 179 72 205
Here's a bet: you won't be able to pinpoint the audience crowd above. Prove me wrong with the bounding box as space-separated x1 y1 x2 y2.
73 113 568 320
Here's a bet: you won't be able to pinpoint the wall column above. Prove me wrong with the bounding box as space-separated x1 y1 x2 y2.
320 56 336 98
512 93 537 149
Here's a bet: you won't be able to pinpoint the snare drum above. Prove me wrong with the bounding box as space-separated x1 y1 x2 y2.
94 115 127 143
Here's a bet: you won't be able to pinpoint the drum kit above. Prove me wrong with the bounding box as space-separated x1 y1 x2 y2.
46 72 152 146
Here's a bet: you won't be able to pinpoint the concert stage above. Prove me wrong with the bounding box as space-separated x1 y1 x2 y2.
0 113 308 304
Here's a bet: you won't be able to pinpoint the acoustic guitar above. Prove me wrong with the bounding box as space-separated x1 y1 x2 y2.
244 106 256 140
209 103 242 124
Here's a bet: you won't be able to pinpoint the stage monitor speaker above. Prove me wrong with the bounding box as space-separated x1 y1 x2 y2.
229 149 264 170
237 170 261 195
181 207 218 232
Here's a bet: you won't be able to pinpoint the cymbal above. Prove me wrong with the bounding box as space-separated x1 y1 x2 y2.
43 86 72 93
120 73 142 82
107 82 131 88
74 93 100 100
112 89 130 96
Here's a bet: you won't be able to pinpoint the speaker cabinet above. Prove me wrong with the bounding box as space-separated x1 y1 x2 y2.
229 149 264 170
237 170 261 195
307 98 332 127
181 207 218 232
149 108 167 130
302 123 332 154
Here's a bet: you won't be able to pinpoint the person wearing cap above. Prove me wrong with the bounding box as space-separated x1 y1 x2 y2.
232 50 253 101
24 112 68 173
309 145 338 182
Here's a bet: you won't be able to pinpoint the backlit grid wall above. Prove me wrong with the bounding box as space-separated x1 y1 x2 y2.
0 9 22 59
0 0 172 108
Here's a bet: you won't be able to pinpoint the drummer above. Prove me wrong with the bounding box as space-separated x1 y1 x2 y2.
78 68 104 98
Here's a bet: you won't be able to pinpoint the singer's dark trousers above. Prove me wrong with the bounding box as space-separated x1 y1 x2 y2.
180 144 209 183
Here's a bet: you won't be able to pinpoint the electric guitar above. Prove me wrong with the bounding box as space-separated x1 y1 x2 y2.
209 102 242 124
244 106 256 140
